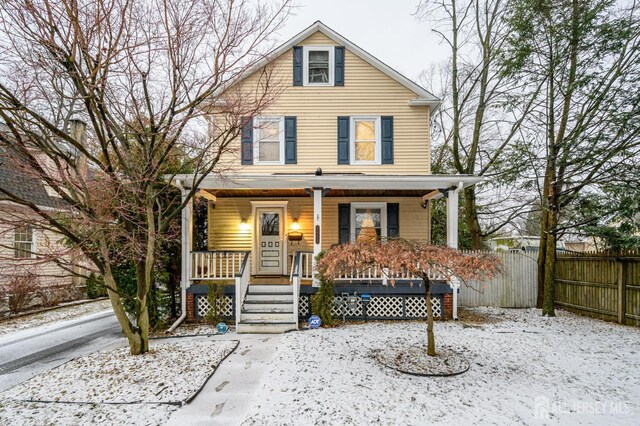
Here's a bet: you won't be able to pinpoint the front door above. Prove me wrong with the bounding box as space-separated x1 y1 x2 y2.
256 207 284 275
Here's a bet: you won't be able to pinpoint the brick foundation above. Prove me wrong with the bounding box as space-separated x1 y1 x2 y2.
443 293 453 320
186 293 195 320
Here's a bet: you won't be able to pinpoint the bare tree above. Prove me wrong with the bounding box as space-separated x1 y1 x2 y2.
417 0 544 248
0 0 292 354
504 0 640 314
318 239 501 356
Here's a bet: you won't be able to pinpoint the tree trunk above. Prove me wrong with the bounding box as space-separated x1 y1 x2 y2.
103 271 144 354
536 174 551 308
424 276 436 356
542 201 558 316
464 187 483 249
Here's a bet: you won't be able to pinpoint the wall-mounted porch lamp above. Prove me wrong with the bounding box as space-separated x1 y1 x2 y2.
291 218 300 231
239 218 250 231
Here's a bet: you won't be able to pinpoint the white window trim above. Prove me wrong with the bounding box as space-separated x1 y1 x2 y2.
303 45 334 86
350 202 387 243
14 226 36 259
349 116 381 165
253 116 285 165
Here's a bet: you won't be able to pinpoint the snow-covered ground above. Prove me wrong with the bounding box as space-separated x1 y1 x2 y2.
0 299 111 337
0 338 237 425
242 308 640 425
154 321 227 338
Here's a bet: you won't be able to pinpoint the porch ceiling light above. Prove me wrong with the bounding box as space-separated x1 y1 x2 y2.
240 218 250 231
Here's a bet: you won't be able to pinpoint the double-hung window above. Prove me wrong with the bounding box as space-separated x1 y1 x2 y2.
254 117 284 164
350 116 381 164
303 46 334 86
351 202 387 242
14 226 35 258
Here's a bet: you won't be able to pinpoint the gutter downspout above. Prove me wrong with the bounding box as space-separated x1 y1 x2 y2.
451 181 464 321
168 179 188 333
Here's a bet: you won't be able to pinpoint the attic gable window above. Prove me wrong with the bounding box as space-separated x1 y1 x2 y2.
303 46 334 86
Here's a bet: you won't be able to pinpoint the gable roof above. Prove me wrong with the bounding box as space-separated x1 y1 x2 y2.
225 21 441 109
0 149 65 210
0 125 67 210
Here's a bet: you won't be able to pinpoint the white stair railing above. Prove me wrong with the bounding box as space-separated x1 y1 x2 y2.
291 252 303 329
234 252 251 325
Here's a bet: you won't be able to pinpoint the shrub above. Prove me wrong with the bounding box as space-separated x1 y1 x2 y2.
311 275 335 327
86 273 107 299
311 251 335 327
6 273 39 314
204 282 224 325
37 286 63 307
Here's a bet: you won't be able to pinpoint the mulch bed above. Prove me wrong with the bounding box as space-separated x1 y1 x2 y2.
373 346 470 376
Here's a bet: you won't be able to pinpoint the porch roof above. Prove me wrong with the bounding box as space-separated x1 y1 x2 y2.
170 173 483 194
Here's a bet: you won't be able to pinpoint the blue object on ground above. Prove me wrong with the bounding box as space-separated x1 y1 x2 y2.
308 315 321 329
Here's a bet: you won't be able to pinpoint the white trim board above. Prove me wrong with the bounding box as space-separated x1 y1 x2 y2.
172 174 483 191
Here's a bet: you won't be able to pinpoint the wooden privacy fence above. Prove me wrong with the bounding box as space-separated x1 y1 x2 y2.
459 251 538 308
555 251 640 326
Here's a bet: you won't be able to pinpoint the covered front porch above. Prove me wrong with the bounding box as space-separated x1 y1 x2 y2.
172 173 482 328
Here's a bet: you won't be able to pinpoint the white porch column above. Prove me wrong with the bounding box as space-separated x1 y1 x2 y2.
446 183 463 320
446 190 459 250
181 190 193 288
312 187 323 287
169 182 193 332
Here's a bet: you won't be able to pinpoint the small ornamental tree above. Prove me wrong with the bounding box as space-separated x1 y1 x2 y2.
317 239 501 356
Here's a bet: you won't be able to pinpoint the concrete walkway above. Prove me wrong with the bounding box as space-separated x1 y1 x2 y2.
167 332 281 426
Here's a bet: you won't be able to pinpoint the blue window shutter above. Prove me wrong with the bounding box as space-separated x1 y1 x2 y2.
337 116 350 164
293 46 303 86
334 46 345 86
339 204 351 243
241 117 253 165
284 116 297 164
387 203 399 239
381 116 394 164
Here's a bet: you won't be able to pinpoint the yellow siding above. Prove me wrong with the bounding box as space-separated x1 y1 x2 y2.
216 31 431 175
207 197 431 271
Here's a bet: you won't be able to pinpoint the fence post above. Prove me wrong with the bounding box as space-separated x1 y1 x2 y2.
618 259 626 324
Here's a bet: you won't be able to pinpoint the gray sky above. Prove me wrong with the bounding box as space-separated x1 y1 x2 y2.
275 0 450 85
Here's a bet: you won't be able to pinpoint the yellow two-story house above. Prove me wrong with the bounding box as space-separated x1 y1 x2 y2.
171 22 481 332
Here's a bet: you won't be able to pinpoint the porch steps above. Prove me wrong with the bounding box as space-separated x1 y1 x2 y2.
236 284 297 334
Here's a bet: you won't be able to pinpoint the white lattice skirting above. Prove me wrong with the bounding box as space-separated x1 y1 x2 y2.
298 295 442 319
196 295 234 318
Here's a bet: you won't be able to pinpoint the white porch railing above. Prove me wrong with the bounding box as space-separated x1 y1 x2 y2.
294 250 446 283
191 251 247 280
188 250 250 325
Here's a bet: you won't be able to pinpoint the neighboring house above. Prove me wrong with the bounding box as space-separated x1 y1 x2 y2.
0 124 84 310
488 235 595 253
488 236 546 253
171 22 482 332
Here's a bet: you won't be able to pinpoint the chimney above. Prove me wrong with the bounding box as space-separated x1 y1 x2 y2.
69 119 88 177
